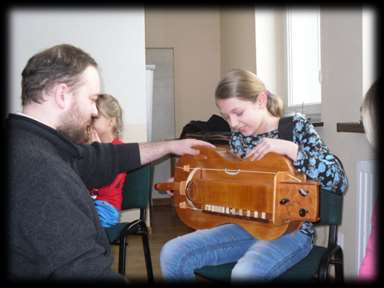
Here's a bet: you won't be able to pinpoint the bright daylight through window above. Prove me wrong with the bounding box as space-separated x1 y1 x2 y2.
286 9 321 111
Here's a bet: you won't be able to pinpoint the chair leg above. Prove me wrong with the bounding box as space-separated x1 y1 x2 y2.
318 262 328 281
334 249 344 281
118 236 127 275
142 230 154 282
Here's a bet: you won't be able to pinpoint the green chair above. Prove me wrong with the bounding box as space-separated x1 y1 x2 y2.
105 164 154 282
194 189 344 282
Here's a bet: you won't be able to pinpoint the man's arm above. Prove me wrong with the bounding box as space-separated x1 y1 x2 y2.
75 139 214 188
138 138 215 165
74 142 141 189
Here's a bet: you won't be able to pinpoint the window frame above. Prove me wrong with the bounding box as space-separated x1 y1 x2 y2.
283 8 322 121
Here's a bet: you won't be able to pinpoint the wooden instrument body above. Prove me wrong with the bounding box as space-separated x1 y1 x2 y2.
155 146 320 240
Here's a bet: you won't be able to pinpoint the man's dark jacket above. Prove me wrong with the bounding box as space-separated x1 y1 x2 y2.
7 114 141 281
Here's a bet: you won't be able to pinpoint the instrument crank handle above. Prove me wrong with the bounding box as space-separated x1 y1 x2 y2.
154 182 180 192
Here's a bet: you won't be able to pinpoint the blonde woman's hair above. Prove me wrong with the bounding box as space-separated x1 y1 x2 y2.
96 93 123 138
361 80 377 148
215 69 283 117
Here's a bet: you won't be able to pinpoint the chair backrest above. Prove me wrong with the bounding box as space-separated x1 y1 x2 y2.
121 164 153 210
316 189 344 226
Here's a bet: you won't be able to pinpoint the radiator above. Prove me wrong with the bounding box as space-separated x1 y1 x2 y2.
356 160 376 271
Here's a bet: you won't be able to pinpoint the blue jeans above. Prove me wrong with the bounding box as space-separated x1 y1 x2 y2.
94 200 120 228
160 223 312 282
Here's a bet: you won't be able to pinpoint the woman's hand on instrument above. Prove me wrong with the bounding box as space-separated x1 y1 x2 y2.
244 138 298 161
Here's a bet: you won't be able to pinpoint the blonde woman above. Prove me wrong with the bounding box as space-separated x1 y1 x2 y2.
160 69 348 281
88 93 126 228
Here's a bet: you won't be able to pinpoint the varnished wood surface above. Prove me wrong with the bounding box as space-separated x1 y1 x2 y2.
155 146 319 240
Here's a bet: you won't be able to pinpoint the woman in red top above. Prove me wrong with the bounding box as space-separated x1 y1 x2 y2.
88 93 127 227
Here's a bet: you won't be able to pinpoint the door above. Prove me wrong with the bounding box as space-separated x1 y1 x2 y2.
146 48 175 200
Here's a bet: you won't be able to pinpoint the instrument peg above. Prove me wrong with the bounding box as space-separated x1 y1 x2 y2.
279 198 290 205
298 188 309 197
299 208 308 217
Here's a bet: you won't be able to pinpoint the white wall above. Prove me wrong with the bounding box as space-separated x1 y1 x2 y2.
145 8 221 136
362 7 377 96
255 9 285 98
9 8 147 142
220 8 257 76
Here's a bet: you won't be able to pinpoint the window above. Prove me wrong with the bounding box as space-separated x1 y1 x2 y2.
285 9 321 117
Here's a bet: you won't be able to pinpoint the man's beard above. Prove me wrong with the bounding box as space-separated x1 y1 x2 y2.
57 102 92 144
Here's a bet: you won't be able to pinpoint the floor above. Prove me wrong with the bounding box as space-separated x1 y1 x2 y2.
111 202 193 282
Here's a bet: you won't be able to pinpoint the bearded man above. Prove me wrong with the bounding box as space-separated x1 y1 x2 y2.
7 44 213 281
